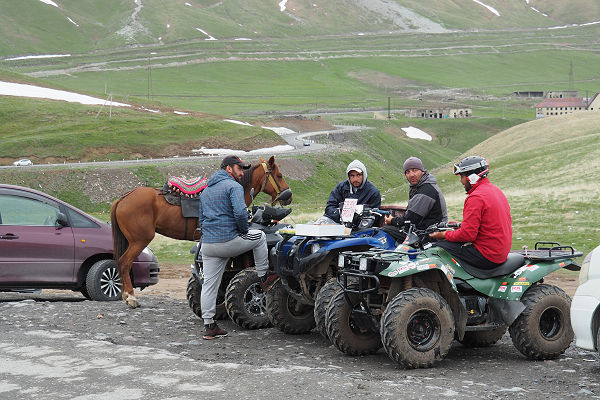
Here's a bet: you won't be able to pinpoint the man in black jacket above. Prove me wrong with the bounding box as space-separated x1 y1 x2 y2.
385 157 447 234
316 159 381 224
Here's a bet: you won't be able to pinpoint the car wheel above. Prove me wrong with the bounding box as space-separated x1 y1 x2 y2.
85 260 122 301
509 284 574 360
80 285 92 300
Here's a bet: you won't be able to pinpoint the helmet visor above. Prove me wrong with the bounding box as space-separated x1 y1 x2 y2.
453 163 462 175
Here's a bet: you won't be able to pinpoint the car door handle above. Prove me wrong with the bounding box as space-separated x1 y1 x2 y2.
0 233 19 240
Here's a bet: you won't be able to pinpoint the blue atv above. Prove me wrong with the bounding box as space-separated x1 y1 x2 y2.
266 205 405 335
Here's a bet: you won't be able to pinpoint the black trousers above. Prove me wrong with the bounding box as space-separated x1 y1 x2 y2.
436 240 501 270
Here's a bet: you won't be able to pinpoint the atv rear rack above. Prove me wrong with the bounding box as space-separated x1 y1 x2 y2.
512 242 583 261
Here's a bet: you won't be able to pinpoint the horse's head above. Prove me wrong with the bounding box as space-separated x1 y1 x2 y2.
256 156 292 206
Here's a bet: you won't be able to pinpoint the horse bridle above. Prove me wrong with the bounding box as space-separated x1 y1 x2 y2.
260 162 286 205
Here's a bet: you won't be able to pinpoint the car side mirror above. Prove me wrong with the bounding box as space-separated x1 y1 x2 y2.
56 212 69 228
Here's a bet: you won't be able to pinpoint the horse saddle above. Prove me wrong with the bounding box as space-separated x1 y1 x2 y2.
162 176 208 218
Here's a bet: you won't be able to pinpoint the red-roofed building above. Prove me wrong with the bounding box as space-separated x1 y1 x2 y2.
535 94 600 118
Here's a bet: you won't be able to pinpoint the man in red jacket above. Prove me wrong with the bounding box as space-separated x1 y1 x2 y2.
429 156 512 269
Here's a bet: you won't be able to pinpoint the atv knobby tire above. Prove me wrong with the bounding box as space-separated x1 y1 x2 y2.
380 288 454 368
266 281 315 334
509 284 574 360
459 325 507 348
314 278 343 340
225 269 271 330
186 275 228 321
326 287 382 356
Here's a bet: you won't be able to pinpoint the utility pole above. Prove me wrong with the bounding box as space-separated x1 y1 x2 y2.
147 55 152 100
387 96 391 119
569 60 574 90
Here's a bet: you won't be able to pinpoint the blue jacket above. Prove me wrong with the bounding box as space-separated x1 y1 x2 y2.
198 169 248 243
324 160 381 223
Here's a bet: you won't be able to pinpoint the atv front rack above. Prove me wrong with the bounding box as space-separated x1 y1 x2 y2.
512 242 583 261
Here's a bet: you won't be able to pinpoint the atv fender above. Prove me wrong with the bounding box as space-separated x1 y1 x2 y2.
488 297 526 327
471 259 577 301
381 258 459 291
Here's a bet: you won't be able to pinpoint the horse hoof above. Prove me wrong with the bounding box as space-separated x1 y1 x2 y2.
125 294 140 308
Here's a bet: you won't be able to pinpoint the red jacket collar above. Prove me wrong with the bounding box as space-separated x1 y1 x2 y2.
467 177 489 194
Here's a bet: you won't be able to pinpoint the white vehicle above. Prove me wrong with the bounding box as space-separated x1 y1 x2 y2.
12 159 33 166
570 244 600 353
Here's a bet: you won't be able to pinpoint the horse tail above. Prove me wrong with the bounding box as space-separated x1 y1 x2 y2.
110 198 129 262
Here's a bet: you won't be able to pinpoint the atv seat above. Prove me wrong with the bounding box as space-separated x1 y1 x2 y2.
456 252 525 279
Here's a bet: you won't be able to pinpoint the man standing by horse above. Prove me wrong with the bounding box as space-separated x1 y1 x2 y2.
198 155 279 340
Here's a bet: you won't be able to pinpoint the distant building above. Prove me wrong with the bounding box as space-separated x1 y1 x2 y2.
534 93 600 118
546 90 578 99
405 106 472 119
513 91 544 98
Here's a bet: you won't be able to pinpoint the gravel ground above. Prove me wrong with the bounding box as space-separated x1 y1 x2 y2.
1 289 599 400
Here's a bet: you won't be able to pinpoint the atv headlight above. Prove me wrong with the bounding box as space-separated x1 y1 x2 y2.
578 251 593 285
338 254 345 268
359 257 368 271
311 243 321 254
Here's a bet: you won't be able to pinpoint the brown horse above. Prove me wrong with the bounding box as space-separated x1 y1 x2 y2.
111 156 292 308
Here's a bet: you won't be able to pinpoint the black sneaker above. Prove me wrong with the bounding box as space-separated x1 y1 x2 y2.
203 323 228 340
260 272 280 293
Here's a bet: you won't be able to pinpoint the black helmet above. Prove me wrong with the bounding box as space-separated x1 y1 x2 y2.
453 156 489 182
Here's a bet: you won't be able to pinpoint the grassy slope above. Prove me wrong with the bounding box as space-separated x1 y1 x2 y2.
0 96 284 162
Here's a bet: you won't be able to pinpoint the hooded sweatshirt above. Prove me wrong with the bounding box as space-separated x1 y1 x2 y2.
324 160 381 223
198 169 249 243
390 171 448 230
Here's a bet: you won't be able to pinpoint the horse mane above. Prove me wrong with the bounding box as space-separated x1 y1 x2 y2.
239 164 258 191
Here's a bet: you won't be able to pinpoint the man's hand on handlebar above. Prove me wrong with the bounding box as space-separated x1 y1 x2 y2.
384 215 393 225
429 231 446 241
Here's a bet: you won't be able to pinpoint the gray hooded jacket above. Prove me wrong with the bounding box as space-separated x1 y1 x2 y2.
324 160 381 223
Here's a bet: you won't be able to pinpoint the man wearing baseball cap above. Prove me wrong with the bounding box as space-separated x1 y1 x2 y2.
317 159 381 224
198 155 278 339
384 156 447 238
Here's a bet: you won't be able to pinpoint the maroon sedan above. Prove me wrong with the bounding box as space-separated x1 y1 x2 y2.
0 184 159 300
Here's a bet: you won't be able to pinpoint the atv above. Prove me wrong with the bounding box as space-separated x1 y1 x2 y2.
187 205 292 329
328 222 582 368
267 203 405 335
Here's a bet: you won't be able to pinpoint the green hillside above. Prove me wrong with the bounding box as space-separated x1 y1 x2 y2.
1 0 600 57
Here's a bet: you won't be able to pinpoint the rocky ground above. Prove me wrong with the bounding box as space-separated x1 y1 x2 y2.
0 263 598 399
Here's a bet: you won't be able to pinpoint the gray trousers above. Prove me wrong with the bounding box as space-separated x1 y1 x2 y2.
200 230 269 324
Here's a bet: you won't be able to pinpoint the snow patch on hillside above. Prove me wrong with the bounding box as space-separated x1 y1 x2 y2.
39 0 58 7
548 20 600 30
0 81 130 107
279 0 288 12
402 126 432 141
355 0 449 33
5 54 71 61
67 17 79 26
192 145 294 156
196 28 217 40
472 0 500 17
